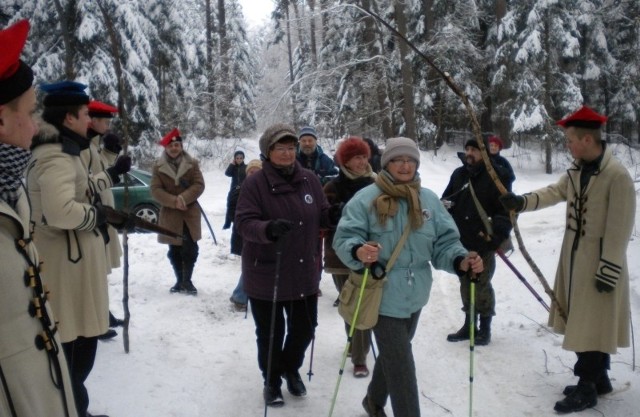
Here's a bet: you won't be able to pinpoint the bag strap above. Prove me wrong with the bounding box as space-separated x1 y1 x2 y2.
468 180 493 238
385 222 411 272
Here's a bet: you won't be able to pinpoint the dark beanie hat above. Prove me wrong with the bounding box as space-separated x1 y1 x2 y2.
298 126 317 140
259 123 297 158
464 139 480 150
40 81 90 107
336 136 370 166
0 20 34 105
234 150 245 158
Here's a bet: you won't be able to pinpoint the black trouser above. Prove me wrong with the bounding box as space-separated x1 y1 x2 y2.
249 295 318 386
575 351 610 383
62 336 98 416
167 224 199 283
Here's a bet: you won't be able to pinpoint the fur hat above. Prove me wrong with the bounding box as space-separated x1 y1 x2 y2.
246 159 262 175
335 136 370 166
488 136 503 150
259 123 297 158
381 137 420 168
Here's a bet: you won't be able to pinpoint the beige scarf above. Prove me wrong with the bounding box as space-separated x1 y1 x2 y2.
374 170 423 230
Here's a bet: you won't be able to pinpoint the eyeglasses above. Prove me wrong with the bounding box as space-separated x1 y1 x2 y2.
389 158 417 167
272 146 296 154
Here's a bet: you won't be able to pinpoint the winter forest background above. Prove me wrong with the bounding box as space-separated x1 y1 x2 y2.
2 0 639 169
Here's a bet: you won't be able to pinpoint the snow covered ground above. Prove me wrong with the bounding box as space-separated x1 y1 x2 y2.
87 140 640 417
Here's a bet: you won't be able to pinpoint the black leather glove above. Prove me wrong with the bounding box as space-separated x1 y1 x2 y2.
102 133 123 154
595 279 614 293
266 219 294 242
93 202 107 227
499 192 525 212
328 203 344 225
106 155 132 183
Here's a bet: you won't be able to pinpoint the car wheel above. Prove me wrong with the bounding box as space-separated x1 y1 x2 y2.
133 204 159 233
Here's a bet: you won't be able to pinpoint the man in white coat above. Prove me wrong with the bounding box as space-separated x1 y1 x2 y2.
0 19 78 417
26 80 129 417
500 106 635 414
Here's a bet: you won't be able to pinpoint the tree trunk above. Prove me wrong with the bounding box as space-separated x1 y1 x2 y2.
393 0 417 140
283 1 298 124
308 0 318 68
543 8 553 174
217 0 230 133
362 0 392 138
52 0 77 79
205 0 216 133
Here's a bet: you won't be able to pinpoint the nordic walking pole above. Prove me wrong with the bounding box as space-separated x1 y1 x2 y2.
264 236 285 417
469 274 476 417
328 265 371 417
497 249 550 312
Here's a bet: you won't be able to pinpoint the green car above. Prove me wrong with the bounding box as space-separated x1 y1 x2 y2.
111 169 160 231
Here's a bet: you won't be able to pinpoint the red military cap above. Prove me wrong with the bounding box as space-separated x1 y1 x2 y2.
88 100 118 118
556 105 608 129
159 128 182 147
0 19 34 105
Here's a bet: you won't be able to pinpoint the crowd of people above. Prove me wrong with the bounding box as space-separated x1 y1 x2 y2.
1 18 635 417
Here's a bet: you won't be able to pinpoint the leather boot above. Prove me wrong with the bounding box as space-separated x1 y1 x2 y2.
447 314 477 342
168 249 183 293
284 371 306 396
554 381 597 413
475 316 492 346
563 372 612 396
181 262 198 295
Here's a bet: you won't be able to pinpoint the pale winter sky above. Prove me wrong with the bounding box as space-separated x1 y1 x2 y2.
238 0 274 28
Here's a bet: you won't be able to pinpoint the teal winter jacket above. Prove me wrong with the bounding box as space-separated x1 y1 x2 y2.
332 180 467 319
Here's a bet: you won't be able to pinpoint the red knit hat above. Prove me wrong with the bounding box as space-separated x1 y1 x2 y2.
336 136 371 166
159 128 182 147
488 135 503 150
88 100 118 118
556 105 607 129
0 19 34 105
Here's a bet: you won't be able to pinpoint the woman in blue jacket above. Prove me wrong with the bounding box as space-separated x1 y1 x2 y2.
333 137 483 417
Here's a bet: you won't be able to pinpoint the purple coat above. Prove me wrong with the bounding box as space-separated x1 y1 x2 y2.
235 160 330 301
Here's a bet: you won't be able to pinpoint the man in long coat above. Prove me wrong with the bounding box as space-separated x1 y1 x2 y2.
500 106 635 414
0 19 78 417
151 128 205 295
26 79 131 417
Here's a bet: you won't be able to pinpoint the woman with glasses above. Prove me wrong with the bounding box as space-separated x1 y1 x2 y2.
333 137 483 417
235 123 331 408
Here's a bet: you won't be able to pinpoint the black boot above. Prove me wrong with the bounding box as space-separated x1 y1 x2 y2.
284 371 306 396
447 315 477 342
263 384 284 407
181 262 198 295
554 381 597 413
168 247 184 293
563 372 612 396
475 316 492 346
362 395 387 417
